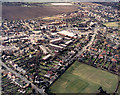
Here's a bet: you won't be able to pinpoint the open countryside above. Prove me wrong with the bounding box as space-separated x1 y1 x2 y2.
104 22 119 27
49 61 118 93
2 4 78 20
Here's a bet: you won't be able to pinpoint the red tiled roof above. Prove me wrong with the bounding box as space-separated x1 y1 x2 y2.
107 44 110 47
48 71 53 74
111 58 117 62
115 55 119 57
99 54 103 57
94 48 98 51
60 60 62 63
102 50 106 53
81 54 83 56
113 47 117 49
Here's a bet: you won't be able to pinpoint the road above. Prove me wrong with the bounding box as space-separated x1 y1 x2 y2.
0 60 45 94
66 26 98 65
0 26 98 94
76 27 97 57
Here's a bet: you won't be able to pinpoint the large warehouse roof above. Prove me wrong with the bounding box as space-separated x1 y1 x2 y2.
57 30 75 38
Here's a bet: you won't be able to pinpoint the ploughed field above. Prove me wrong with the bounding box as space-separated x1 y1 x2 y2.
2 5 78 20
49 61 118 93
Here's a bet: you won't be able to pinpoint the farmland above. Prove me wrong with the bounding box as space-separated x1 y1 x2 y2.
49 61 118 93
104 22 119 27
2 5 78 20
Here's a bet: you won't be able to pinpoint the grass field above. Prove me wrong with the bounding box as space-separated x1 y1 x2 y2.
104 22 119 27
49 61 118 93
118 85 120 94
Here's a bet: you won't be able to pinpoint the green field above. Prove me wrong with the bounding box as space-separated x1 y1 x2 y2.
104 22 119 27
49 61 118 93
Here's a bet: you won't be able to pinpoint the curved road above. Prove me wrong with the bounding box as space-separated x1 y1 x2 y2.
0 26 98 95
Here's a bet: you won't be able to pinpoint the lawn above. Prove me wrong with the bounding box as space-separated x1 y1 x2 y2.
104 22 119 27
49 61 118 93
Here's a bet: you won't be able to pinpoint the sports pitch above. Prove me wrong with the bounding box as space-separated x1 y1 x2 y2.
49 61 118 93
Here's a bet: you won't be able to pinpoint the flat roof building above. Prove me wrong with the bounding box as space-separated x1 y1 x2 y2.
57 30 75 38
42 54 52 60
65 40 73 45
50 38 62 44
39 45 48 55
49 44 63 50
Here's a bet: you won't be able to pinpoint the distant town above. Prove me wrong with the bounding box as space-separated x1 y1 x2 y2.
1 2 120 94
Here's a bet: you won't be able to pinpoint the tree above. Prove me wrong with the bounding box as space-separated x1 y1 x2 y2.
28 83 32 88
32 89 36 93
97 86 110 95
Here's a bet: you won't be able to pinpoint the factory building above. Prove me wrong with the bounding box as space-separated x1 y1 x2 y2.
42 54 52 60
49 44 63 51
65 40 73 45
57 30 75 38
39 45 48 55
50 38 63 44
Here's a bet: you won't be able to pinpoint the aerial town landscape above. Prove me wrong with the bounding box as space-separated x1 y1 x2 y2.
0 1 120 94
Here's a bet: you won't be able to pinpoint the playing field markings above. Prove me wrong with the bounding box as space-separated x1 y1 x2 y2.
87 70 111 88
49 62 118 93
73 64 117 89
103 79 112 88
72 64 95 79
61 81 67 88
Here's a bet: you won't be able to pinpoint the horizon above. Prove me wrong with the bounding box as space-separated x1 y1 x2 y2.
0 0 119 2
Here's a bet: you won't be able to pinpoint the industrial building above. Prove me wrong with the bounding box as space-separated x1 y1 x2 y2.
57 30 76 38
49 44 63 50
39 45 48 55
50 38 63 44
42 54 52 60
